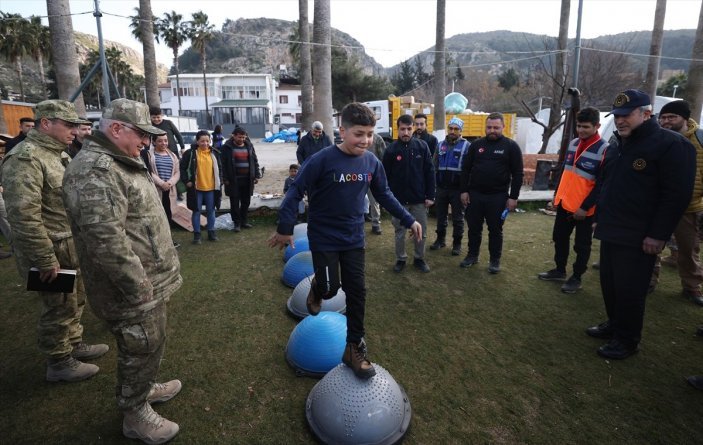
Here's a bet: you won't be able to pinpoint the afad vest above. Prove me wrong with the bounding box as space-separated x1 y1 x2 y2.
436 138 469 181
554 136 608 216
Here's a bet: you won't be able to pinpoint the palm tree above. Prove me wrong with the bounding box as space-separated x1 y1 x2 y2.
0 13 31 102
28 16 51 100
312 0 333 135
298 0 313 130
129 2 161 109
189 11 214 128
46 0 86 115
433 0 446 131
155 11 190 115
688 1 703 120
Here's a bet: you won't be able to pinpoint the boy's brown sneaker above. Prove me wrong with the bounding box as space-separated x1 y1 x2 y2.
46 356 99 382
123 403 179 445
147 379 182 404
342 339 376 379
306 279 322 316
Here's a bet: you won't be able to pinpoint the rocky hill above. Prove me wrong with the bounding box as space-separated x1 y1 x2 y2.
395 29 696 77
177 17 385 77
0 31 168 103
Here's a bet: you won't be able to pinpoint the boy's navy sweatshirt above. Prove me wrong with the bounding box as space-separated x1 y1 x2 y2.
277 144 416 251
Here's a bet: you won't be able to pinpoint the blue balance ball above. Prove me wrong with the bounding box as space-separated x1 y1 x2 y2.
293 223 308 241
285 311 347 377
283 237 310 262
282 251 313 288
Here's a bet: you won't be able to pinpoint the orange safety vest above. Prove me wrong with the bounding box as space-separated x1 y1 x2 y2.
554 136 608 216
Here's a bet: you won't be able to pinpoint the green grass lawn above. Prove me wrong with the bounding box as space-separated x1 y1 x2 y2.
1 210 702 444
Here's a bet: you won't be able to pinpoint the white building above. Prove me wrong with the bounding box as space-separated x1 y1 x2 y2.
159 73 279 138
276 78 303 127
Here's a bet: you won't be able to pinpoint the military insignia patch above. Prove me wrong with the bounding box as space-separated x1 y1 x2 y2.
613 93 630 107
632 158 646 170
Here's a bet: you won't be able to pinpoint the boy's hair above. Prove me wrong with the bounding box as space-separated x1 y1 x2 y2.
233 127 247 136
397 114 414 127
195 130 210 141
414 113 427 121
486 112 504 124
289 164 299 170
340 102 376 128
149 107 162 116
576 107 601 125
152 133 168 143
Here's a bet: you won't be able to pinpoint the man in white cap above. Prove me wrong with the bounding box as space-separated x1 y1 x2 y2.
296 120 333 164
430 117 469 256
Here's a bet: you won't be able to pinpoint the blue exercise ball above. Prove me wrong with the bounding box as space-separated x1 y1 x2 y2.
306 363 412 444
284 237 310 262
282 251 314 288
285 311 347 377
287 274 346 319
293 223 308 241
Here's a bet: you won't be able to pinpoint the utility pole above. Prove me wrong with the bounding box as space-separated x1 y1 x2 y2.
94 0 111 105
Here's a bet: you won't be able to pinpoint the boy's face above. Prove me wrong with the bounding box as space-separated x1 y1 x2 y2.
150 114 163 125
289 168 298 178
339 125 374 156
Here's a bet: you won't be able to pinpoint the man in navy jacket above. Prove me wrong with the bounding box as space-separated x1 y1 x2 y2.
383 114 435 273
587 89 695 360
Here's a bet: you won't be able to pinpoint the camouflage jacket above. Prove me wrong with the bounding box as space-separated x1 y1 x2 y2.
62 131 182 320
0 129 78 278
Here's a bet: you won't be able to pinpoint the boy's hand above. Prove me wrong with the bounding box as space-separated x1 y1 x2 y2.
268 232 293 250
409 221 422 242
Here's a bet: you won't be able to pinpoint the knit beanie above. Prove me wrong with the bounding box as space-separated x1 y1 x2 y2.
660 100 691 120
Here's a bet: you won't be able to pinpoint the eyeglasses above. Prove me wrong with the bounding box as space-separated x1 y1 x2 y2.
119 123 149 140
658 114 680 121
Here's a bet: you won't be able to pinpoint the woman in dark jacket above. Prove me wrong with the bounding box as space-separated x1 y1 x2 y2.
220 127 261 231
180 130 223 244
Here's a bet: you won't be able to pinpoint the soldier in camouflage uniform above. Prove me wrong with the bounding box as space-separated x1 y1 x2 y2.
0 100 109 383
62 98 182 445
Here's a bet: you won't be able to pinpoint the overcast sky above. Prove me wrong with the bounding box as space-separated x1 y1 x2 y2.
2 0 701 68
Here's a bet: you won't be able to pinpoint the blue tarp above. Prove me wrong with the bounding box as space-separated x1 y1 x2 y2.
263 128 300 143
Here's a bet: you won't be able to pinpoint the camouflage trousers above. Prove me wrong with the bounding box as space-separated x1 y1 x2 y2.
108 302 167 411
38 273 85 358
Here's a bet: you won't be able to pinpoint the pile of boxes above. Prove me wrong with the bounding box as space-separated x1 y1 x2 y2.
398 96 434 117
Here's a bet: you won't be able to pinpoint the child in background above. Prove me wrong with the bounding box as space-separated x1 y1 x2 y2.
284 164 306 221
268 103 421 379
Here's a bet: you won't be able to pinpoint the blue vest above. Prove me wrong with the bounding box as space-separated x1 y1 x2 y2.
436 138 469 186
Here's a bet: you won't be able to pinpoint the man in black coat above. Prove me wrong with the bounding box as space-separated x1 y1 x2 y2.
296 121 333 164
221 127 261 231
586 89 696 360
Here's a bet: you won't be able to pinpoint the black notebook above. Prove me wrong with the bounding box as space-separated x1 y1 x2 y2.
27 268 77 293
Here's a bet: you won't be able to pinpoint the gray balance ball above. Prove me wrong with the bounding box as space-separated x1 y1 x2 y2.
287 274 347 319
306 363 412 445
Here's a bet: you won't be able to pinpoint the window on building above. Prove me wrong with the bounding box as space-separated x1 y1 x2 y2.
279 95 288 104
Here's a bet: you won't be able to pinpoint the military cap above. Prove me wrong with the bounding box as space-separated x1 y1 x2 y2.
103 98 165 135
607 89 651 116
34 100 91 124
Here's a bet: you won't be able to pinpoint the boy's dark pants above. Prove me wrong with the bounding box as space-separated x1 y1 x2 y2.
552 204 593 276
311 248 365 343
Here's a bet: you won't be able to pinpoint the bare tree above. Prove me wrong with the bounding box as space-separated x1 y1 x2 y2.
576 41 640 109
139 0 160 109
643 0 667 101
688 2 703 121
46 0 86 115
312 0 333 135
299 0 314 130
433 0 446 132
541 0 570 155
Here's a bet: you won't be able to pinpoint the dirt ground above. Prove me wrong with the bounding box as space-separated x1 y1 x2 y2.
252 140 299 195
